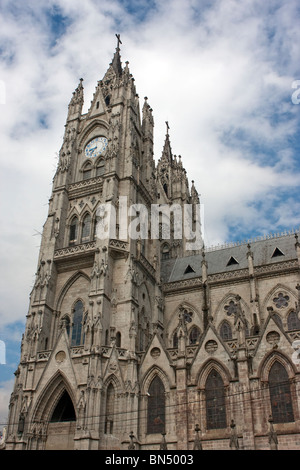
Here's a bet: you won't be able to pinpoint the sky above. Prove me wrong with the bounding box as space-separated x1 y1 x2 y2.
0 0 300 429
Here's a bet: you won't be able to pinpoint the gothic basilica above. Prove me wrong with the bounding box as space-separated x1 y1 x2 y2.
5 40 300 450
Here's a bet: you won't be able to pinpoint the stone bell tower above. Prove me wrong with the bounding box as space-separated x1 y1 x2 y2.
5 36 165 450
6 35 203 451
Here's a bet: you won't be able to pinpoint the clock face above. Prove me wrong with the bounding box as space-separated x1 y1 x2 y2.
84 137 108 158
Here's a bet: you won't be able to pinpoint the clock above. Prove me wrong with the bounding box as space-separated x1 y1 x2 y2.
84 137 108 158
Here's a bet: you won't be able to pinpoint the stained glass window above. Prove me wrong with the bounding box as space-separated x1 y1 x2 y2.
105 383 115 434
147 376 165 434
273 293 289 309
269 361 294 423
96 159 105 176
82 163 92 180
81 213 91 242
183 309 193 323
205 370 227 430
189 326 200 345
224 300 237 316
173 331 178 348
220 321 232 340
69 217 78 246
71 300 84 346
287 311 300 331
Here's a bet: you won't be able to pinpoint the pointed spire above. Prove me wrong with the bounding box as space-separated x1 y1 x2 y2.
191 180 200 204
69 78 84 107
111 33 123 76
161 122 172 163
67 78 84 120
142 96 154 134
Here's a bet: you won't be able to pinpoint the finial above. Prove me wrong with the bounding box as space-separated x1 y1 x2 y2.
193 424 202 450
268 415 278 450
128 431 135 450
115 33 122 51
229 419 239 450
160 432 168 450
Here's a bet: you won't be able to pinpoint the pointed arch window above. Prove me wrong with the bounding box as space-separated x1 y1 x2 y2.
96 159 105 177
82 162 92 180
220 320 232 340
81 213 91 243
269 361 294 423
173 331 178 348
138 308 150 352
116 332 121 348
189 326 200 345
162 243 170 260
105 329 109 345
105 383 115 434
69 216 78 246
71 300 84 346
287 311 300 331
147 376 165 434
205 370 227 430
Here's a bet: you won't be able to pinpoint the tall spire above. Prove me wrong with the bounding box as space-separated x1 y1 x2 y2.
67 78 84 119
161 121 173 163
111 33 123 76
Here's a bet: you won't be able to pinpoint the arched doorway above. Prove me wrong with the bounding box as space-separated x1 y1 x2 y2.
45 390 76 450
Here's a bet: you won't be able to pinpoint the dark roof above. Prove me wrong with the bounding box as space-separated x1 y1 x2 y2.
161 232 298 283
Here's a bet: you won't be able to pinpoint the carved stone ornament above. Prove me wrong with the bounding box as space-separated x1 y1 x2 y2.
266 331 280 347
150 347 161 358
205 340 218 354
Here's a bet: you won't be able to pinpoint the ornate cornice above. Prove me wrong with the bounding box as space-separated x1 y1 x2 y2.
253 259 298 276
68 176 103 199
54 241 97 260
162 259 298 293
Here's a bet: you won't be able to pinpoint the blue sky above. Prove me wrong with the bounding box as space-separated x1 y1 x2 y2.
0 0 300 427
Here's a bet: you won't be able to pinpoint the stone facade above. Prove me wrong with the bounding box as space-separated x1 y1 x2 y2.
5 42 300 450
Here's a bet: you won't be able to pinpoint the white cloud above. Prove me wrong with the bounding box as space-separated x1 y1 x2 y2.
0 0 299 322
